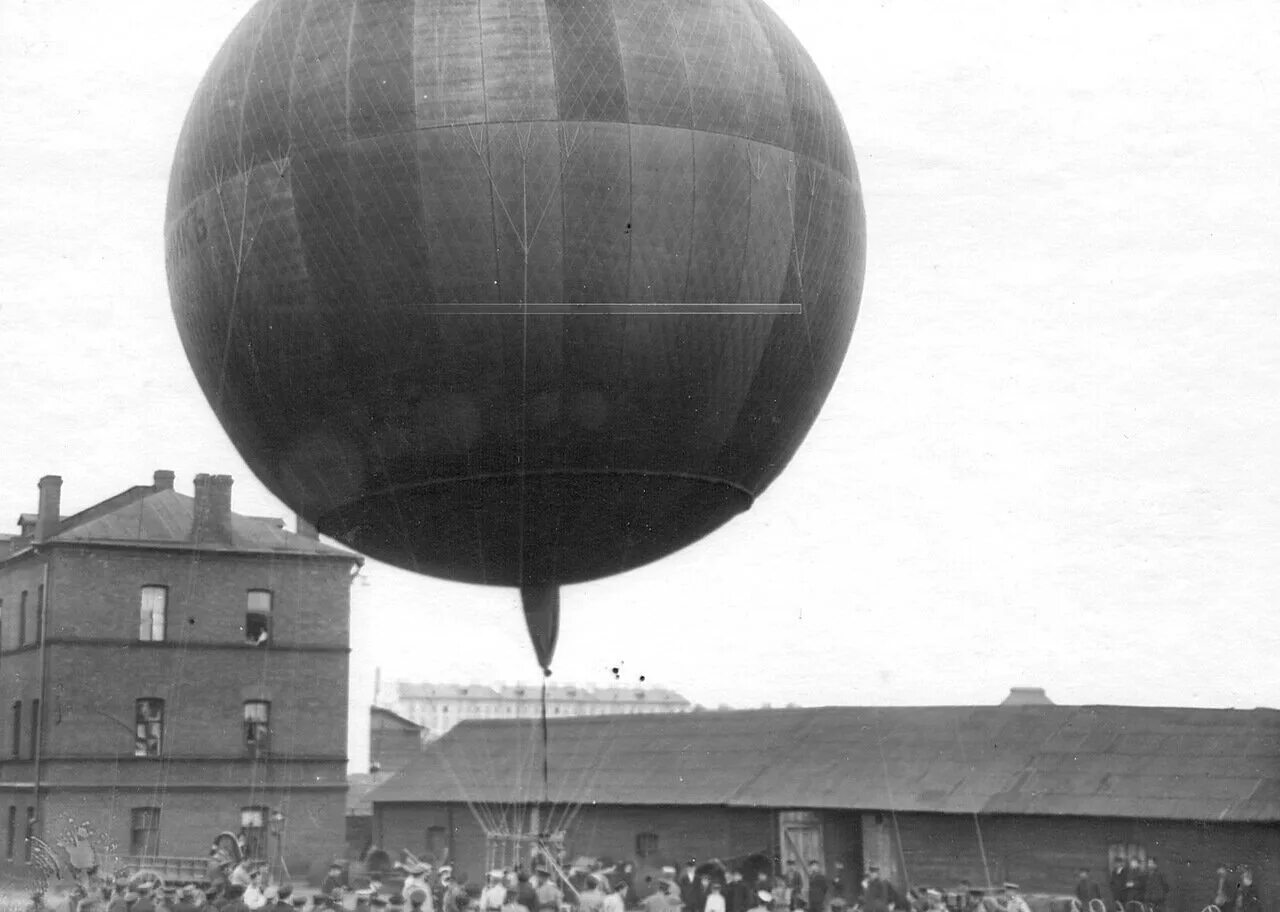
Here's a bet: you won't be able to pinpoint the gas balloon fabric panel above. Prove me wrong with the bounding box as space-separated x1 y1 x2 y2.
166 0 866 587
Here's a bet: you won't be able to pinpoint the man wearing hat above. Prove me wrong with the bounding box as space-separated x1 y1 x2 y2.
322 864 345 897
173 886 201 912
482 872 509 912
642 879 673 912
222 885 251 912
268 885 294 912
1001 886 1029 912
402 864 434 910
133 882 158 912
533 871 562 912
290 896 309 912
579 876 607 912
862 869 897 912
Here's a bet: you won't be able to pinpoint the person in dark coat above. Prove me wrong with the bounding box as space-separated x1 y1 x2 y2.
862 869 898 912
133 884 157 912
1075 870 1102 909
681 863 704 912
222 885 251 912
1109 861 1129 909
807 863 829 912
727 872 753 912
270 885 295 912
1121 859 1146 908
829 865 846 907
1143 860 1168 912
173 886 201 912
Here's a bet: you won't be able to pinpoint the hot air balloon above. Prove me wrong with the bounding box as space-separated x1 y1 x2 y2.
164 0 866 672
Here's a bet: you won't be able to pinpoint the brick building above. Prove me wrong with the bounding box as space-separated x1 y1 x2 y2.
388 681 692 739
0 471 360 875
370 705 1279 912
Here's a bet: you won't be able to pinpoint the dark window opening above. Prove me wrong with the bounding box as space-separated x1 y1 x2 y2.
246 590 272 643
5 806 14 859
29 700 39 759
23 808 34 862
18 592 26 646
244 700 270 754
636 832 659 858
130 807 161 857
240 807 267 859
135 698 164 758
10 702 20 758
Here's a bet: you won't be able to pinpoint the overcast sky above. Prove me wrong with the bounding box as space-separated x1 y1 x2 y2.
2 0 1278 770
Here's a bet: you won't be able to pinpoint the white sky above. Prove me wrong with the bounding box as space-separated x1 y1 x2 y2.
2 0 1279 770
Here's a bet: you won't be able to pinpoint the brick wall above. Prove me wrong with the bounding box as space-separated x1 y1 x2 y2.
375 802 775 882
875 812 1279 912
43 547 352 647
25 785 347 875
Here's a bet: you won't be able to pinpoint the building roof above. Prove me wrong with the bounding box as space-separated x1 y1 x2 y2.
368 704 1280 823
8 485 356 559
372 705 425 731
348 771 397 815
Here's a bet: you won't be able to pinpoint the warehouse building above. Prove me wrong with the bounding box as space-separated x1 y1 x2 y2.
369 704 1278 912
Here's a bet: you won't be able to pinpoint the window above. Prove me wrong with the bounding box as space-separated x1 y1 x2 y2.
635 832 659 859
244 701 270 754
1108 843 1146 867
34 585 43 644
426 825 448 857
130 807 161 857
240 807 267 858
134 699 164 758
139 586 167 642
18 592 26 646
245 590 272 643
29 700 39 759
23 808 34 862
10 702 20 757
5 806 14 859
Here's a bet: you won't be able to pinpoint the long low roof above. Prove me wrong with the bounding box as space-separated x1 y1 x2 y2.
368 704 1280 823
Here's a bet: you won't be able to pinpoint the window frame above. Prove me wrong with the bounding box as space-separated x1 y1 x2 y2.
139 585 168 642
10 701 20 758
5 805 14 860
134 698 165 758
17 591 26 647
245 589 272 644
243 700 271 755
28 699 39 760
240 806 268 858
130 806 162 858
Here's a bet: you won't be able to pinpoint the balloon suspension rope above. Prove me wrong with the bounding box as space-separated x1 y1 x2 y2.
540 672 550 808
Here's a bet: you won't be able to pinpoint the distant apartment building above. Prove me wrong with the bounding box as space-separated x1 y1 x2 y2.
0 471 359 874
387 682 693 739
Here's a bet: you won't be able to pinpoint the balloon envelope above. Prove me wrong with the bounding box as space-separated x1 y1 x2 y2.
165 0 866 586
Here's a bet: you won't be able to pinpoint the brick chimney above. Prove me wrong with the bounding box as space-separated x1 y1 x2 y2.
191 473 234 544
1002 686 1054 706
153 470 175 491
296 515 319 539
35 475 63 542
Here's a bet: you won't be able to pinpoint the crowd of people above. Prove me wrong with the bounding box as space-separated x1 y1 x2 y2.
50 851 1263 912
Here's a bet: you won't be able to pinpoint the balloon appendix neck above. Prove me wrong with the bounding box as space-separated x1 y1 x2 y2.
164 0 866 664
